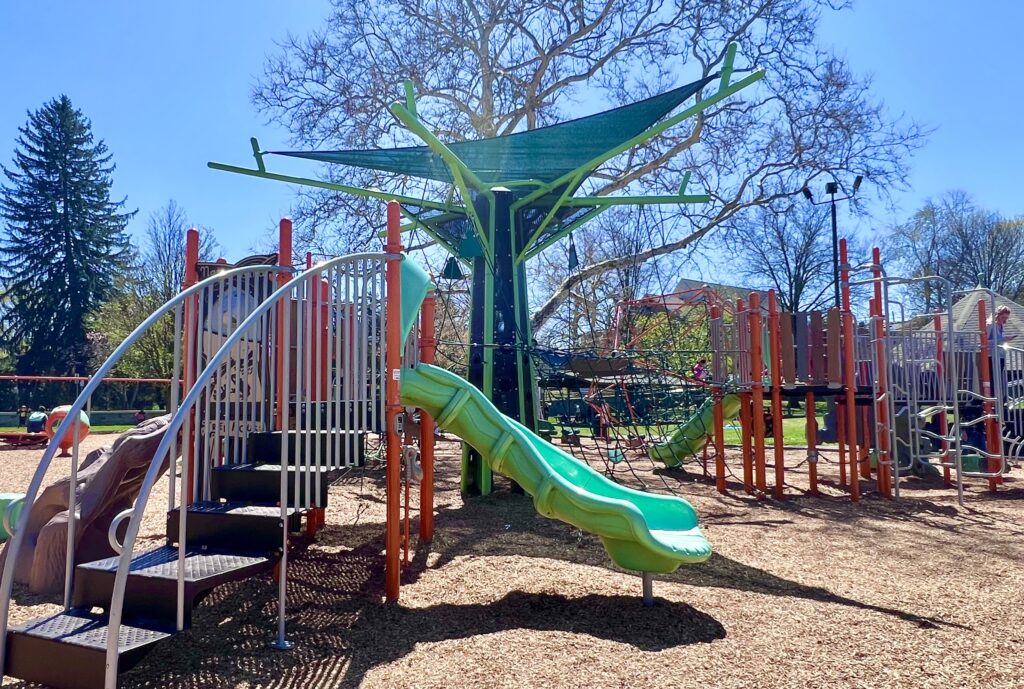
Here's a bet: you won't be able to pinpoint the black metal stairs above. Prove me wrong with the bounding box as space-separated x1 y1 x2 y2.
3 429 362 689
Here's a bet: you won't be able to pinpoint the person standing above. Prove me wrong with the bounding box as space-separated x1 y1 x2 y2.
986 305 1016 406
692 358 708 382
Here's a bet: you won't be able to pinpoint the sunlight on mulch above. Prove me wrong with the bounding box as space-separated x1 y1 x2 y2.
2 434 1022 688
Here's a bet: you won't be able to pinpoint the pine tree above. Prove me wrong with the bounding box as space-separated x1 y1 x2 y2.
0 95 134 376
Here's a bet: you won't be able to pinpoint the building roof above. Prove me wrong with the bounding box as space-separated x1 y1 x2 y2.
939 289 1024 342
649 277 768 308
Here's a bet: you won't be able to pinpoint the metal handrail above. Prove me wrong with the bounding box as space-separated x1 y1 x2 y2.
107 508 134 556
0 263 290 683
101 252 396 688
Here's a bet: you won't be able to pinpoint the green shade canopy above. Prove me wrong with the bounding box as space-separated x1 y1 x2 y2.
268 75 717 187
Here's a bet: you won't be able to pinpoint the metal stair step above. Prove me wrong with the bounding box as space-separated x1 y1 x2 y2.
248 429 366 467
4 611 170 689
73 546 273 628
166 502 300 553
211 463 330 507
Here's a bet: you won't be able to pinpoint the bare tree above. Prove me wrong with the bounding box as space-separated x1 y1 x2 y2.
254 0 925 331
726 201 836 312
885 191 1024 310
90 201 221 380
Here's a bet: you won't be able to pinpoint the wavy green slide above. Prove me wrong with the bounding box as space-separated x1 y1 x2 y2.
401 364 712 574
648 393 742 468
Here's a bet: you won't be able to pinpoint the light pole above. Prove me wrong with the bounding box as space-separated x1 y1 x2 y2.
802 175 863 309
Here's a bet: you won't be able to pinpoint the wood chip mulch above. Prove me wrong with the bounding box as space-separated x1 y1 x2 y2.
2 433 1022 689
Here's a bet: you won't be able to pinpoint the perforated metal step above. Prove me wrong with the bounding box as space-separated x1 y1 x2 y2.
5 611 170 689
248 429 367 466
74 546 273 627
166 501 300 553
211 462 330 506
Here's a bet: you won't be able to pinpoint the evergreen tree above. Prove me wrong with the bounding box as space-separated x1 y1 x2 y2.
0 95 134 376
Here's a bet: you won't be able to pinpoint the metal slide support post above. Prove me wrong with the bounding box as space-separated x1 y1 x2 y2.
384 201 404 602
839 240 860 501
768 291 785 498
642 572 654 607
977 301 1002 493
419 294 437 540
749 293 767 498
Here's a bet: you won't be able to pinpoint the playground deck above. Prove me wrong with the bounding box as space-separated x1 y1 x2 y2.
2 434 1021 689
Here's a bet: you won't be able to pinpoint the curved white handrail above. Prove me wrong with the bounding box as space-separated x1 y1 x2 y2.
0 263 290 681
107 508 134 556
102 252 396 688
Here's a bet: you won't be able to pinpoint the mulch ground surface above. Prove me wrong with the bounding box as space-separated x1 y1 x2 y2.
2 433 1022 688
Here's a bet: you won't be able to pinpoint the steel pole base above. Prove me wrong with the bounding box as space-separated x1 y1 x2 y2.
271 639 295 651
642 572 654 607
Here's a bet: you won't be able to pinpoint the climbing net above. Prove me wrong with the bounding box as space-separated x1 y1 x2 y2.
531 286 735 494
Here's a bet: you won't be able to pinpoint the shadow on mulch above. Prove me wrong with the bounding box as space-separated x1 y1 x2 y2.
407 491 965 632
674 553 967 631
77 533 722 689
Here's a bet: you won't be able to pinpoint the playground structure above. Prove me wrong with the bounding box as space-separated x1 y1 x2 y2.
536 240 1023 505
0 53 772 686
0 204 717 689
2 38 1021 688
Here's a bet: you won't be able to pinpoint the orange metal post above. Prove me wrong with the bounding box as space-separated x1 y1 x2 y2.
749 293 767 498
418 294 437 540
182 228 200 504
868 276 892 497
710 303 727 493
977 301 1002 492
870 251 893 497
934 315 951 486
384 202 404 602
806 392 818 495
736 299 753 494
319 276 327 397
839 239 860 502
768 291 785 498
275 219 293 432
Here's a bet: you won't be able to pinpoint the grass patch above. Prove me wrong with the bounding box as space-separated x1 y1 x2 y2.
0 425 132 434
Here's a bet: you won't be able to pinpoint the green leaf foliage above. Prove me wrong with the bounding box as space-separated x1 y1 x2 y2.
0 95 135 376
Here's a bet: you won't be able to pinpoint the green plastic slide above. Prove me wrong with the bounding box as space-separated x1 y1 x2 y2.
648 393 742 468
400 363 712 573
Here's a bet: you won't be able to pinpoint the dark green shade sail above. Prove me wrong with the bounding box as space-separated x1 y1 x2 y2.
268 75 717 186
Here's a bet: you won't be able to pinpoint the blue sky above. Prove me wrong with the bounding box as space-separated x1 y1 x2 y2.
1 1 1021 261
816 1 1024 240
0 1 331 257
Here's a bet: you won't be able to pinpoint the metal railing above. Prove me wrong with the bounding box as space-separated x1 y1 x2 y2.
98 252 397 687
0 264 288 680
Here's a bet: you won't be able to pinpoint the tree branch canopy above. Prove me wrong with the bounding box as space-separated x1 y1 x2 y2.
254 0 925 336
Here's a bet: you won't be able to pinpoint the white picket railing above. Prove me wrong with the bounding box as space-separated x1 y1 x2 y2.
97 252 398 687
0 264 289 678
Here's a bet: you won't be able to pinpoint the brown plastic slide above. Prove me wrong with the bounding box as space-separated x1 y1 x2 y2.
0 415 177 594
